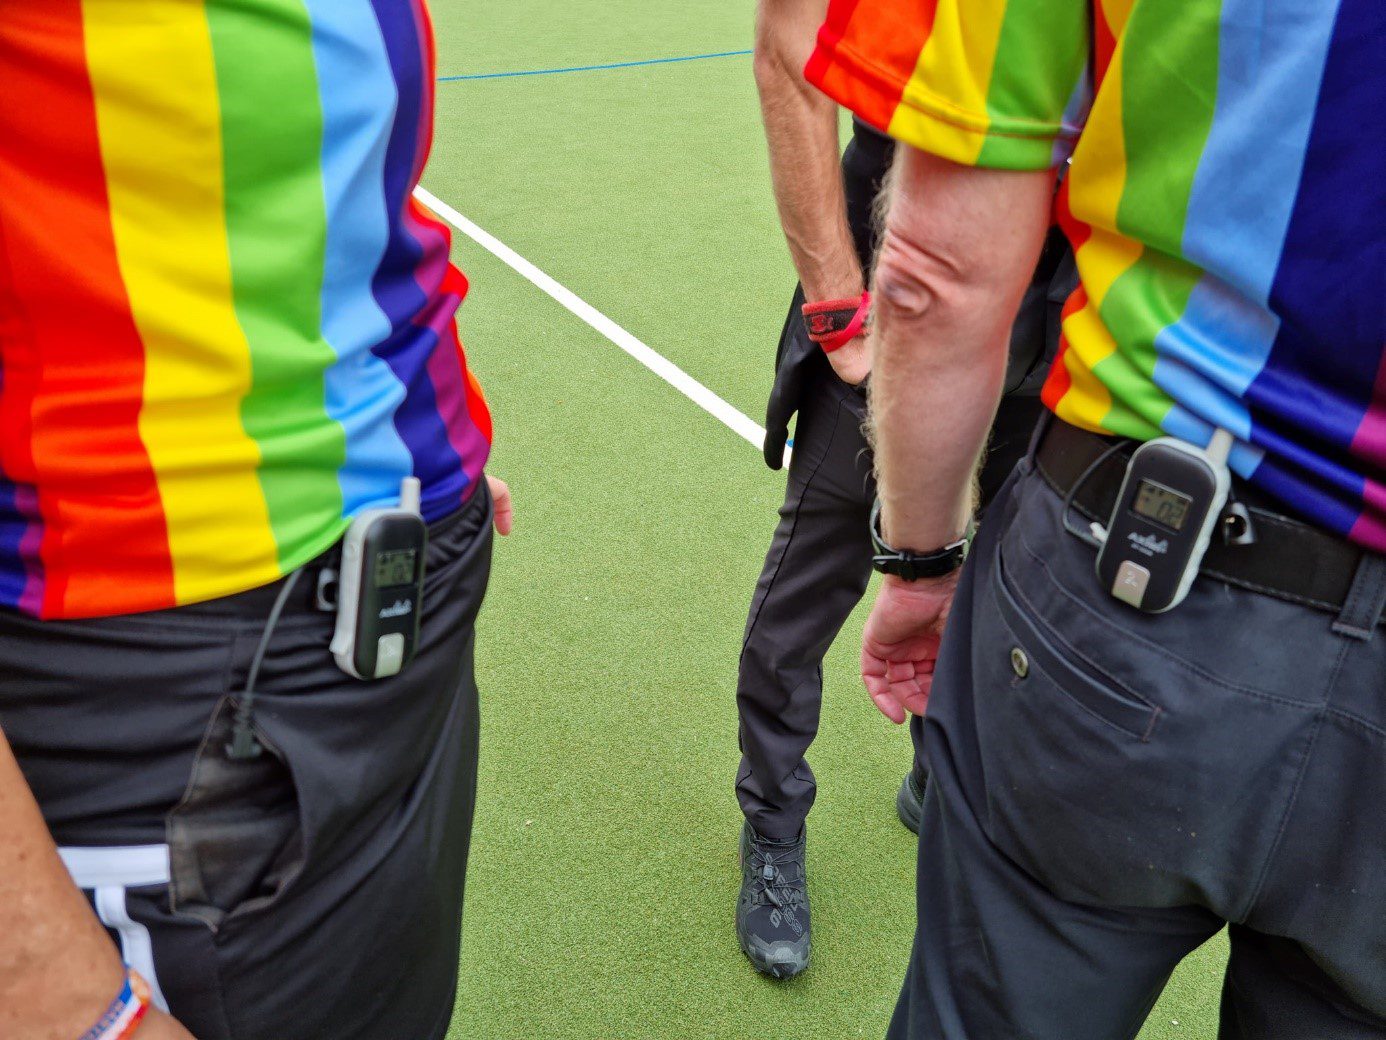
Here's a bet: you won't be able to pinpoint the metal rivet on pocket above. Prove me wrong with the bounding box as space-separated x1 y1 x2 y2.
1010 647 1030 679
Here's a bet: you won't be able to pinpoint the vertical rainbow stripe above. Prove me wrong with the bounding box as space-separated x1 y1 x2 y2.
808 0 1385 550
0 0 491 619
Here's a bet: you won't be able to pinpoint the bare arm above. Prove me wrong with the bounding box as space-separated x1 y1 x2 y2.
754 0 869 382
0 729 194 1039
860 147 1055 722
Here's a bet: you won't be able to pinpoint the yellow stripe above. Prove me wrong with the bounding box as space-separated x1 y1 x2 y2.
1054 301 1120 430
888 0 1007 164
1054 30 1145 426
83 0 280 604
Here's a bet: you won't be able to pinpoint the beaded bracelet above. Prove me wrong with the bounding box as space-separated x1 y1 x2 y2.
78 969 152 1040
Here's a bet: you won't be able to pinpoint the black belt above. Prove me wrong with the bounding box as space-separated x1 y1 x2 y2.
1035 418 1385 625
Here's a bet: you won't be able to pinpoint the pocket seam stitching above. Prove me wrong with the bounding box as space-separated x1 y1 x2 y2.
995 549 1160 741
1012 519 1325 713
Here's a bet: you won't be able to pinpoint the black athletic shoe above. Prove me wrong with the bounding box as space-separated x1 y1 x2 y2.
736 822 810 979
896 769 927 834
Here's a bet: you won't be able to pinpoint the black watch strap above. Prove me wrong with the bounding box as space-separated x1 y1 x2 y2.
869 498 971 581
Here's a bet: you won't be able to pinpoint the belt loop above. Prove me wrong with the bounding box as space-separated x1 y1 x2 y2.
1331 551 1386 641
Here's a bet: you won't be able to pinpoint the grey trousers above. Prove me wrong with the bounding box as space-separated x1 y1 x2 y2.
735 356 1041 841
890 437 1386 1039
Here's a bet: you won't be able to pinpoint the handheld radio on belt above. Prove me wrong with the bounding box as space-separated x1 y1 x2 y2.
331 478 428 680
1093 429 1234 613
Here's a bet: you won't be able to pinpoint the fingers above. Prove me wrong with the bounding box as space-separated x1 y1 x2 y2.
863 646 935 724
486 475 513 536
886 660 916 684
869 687 908 725
866 674 932 725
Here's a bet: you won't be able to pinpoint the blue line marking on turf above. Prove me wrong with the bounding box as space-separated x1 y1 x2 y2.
437 49 753 83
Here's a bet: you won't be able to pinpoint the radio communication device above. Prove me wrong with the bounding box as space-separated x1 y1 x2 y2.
331 478 428 680
1095 430 1234 613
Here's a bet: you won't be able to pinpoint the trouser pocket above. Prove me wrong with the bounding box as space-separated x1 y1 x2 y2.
967 471 1327 913
167 696 305 930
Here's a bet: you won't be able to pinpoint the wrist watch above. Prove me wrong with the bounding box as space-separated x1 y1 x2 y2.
869 498 972 581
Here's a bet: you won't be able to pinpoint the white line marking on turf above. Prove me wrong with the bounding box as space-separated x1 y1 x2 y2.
414 186 769 452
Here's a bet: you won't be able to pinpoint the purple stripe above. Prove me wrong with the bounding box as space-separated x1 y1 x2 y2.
12 483 43 615
366 0 466 518
0 331 42 612
417 293 489 493
1245 0 1385 522
1241 418 1365 538
0 479 30 610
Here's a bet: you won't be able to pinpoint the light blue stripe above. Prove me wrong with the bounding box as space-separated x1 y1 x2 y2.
305 0 413 514
1051 62 1092 167
437 50 753 83
1150 0 1339 431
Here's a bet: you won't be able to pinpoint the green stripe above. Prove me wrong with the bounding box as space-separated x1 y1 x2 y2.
1093 0 1220 437
977 0 1089 169
208 0 345 564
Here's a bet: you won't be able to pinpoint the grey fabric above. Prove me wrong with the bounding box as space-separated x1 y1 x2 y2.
0 487 493 1040
889 449 1386 1039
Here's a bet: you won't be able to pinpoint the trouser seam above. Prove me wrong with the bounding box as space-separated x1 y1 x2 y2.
738 394 849 667
1236 638 1345 923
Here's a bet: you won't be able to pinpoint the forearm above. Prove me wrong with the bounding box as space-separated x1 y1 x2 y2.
0 727 125 1039
754 0 861 301
870 148 1056 551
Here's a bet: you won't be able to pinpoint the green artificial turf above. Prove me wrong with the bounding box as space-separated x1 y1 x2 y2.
423 2 1229 1036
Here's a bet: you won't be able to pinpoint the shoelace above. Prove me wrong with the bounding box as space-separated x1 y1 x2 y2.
746 841 807 910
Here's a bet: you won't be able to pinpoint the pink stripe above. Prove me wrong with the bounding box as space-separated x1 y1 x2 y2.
15 485 44 617
417 296 490 484
1346 350 1386 551
1349 348 1386 466
404 204 450 296
1348 477 1386 553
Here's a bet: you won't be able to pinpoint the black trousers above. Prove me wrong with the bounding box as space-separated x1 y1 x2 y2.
890 434 1386 1039
0 486 492 1040
736 346 1041 841
738 114 1050 842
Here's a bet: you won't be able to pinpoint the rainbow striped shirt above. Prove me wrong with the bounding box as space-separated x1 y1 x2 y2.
809 0 1385 551
0 1 492 620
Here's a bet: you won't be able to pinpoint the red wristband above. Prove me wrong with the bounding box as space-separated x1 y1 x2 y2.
802 291 871 354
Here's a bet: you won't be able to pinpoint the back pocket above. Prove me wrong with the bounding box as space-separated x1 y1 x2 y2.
969 538 1175 907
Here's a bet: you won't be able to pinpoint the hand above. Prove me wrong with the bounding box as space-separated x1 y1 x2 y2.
861 573 961 723
825 334 870 387
139 1008 198 1040
486 475 513 536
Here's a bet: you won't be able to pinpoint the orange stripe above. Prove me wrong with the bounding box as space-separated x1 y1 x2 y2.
0 3 174 616
808 0 940 131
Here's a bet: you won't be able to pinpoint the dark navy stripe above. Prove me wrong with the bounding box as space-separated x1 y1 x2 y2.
437 49 752 83
368 0 467 521
1245 0 1384 523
